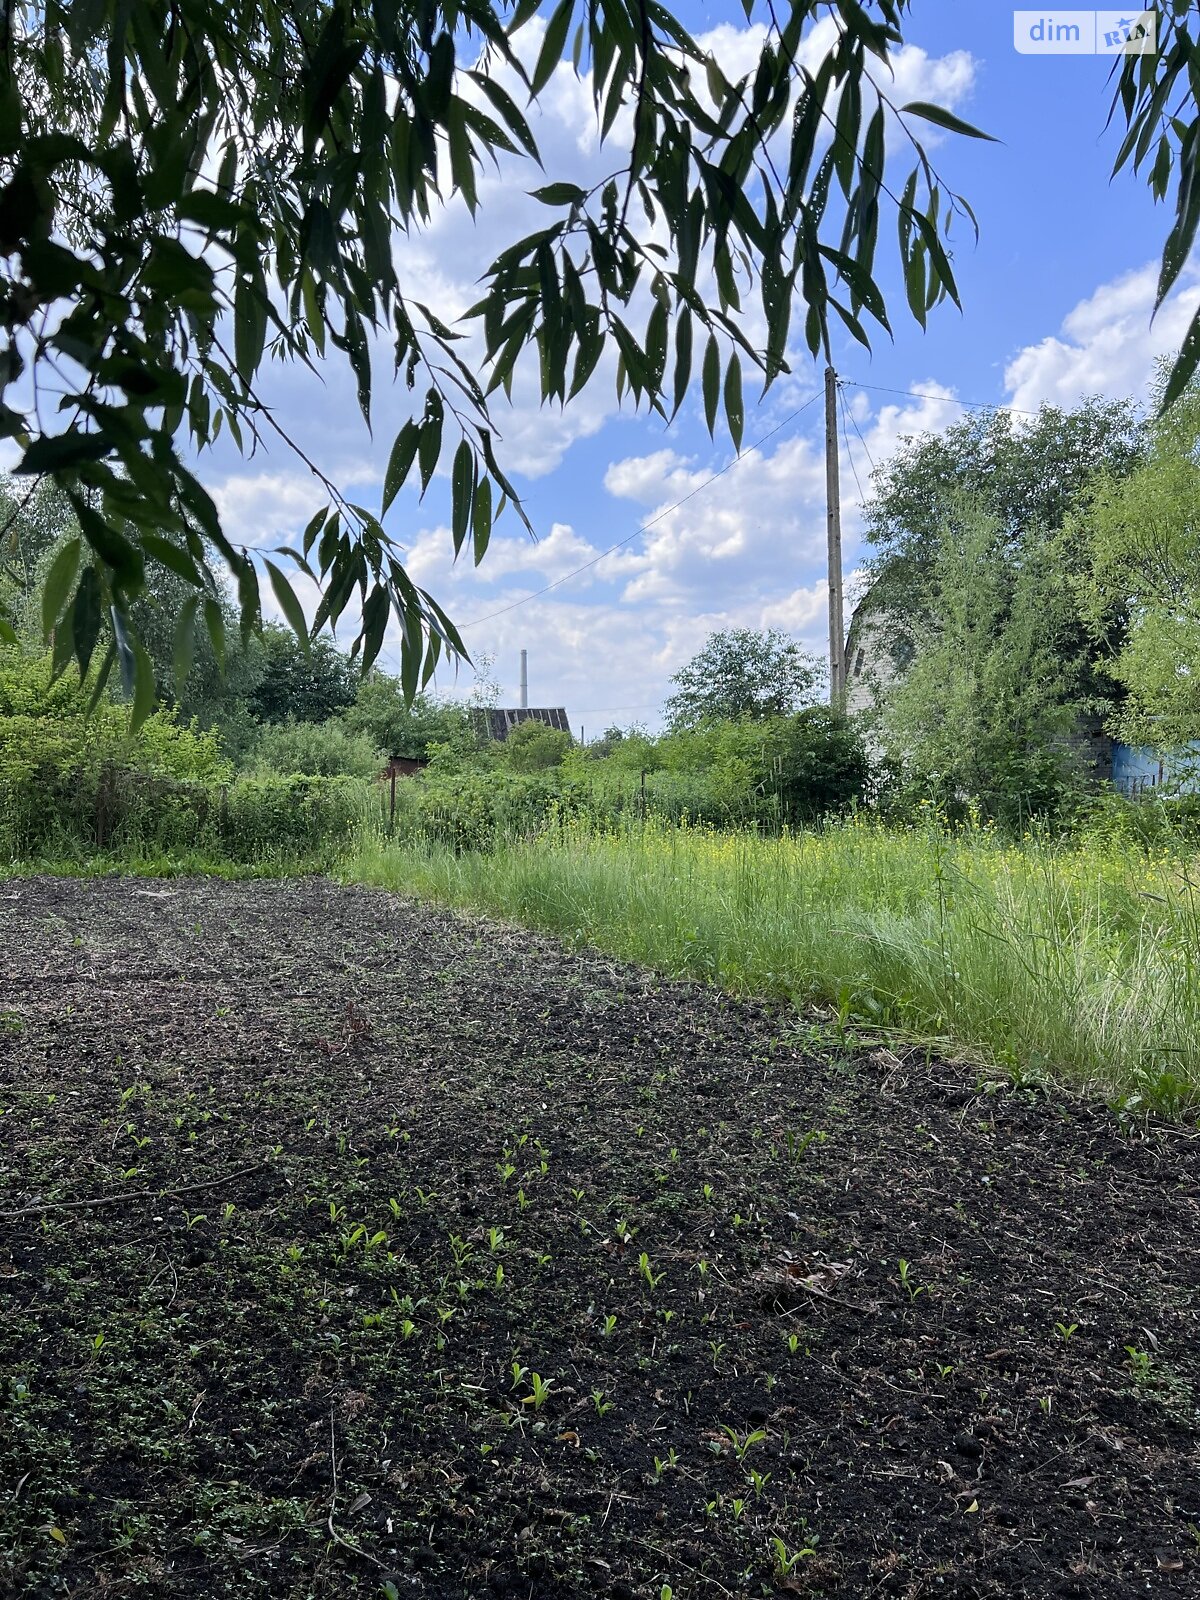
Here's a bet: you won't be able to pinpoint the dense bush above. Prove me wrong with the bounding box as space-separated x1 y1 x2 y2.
251 719 383 779
501 719 573 772
340 674 473 758
0 646 380 860
2 759 378 862
0 651 233 856
220 776 377 859
656 710 868 823
389 709 868 850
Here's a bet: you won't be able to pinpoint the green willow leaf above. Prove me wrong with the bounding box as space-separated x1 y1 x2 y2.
265 559 311 652
1161 301 1200 412
723 352 743 452
173 594 199 690
130 638 156 733
71 566 103 673
472 476 493 566
900 102 998 143
702 333 720 437
41 537 81 640
530 0 573 97
450 438 473 554
383 421 421 514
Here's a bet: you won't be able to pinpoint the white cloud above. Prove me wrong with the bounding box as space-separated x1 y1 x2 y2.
405 518 602 588
1004 261 1200 411
212 471 329 549
889 45 977 120
184 16 985 729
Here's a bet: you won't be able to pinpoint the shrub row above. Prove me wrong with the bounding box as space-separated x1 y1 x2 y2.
1 761 379 862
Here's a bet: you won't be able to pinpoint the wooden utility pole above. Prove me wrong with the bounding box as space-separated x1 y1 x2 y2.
824 364 845 707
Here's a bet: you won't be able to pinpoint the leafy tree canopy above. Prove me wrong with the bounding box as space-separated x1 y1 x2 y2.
664 627 821 728
1 0 1195 723
656 704 866 816
250 718 383 779
861 398 1145 653
879 503 1090 823
500 716 573 771
341 672 472 757
1075 377 1200 746
247 626 358 726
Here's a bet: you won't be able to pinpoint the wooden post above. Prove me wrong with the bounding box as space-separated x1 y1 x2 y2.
824 364 845 707
389 767 397 835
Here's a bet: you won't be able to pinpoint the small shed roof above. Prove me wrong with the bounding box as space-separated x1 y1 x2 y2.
474 707 571 742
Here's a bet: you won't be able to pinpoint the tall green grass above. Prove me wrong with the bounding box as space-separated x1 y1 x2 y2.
347 816 1200 1112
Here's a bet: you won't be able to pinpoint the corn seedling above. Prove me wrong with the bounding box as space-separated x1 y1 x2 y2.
522 1372 554 1411
717 1424 767 1462
898 1259 926 1303
781 1127 827 1162
639 1252 664 1290
771 1536 816 1576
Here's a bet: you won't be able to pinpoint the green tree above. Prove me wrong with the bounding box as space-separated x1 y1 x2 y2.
862 399 1144 665
664 629 821 729
0 475 75 604
0 471 268 759
247 627 357 726
880 505 1089 823
657 708 865 819
0 0 1018 708
1076 380 1200 746
341 672 472 757
774 707 868 820
2 2 1193 710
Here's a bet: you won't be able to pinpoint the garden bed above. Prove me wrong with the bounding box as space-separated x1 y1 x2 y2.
1 875 1197 1598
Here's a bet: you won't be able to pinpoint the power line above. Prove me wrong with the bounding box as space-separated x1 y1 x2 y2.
570 701 660 714
841 380 1041 417
837 384 867 504
368 376 1027 672
459 391 823 629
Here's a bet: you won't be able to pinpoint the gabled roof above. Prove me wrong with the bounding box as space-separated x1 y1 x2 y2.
474 707 571 742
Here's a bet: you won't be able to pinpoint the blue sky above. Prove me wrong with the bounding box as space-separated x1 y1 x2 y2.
202 3 1194 733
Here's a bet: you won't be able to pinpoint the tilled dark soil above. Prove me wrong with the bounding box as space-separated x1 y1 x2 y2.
1 875 1198 1600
